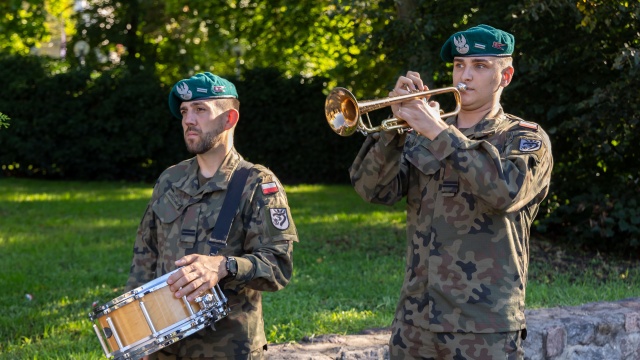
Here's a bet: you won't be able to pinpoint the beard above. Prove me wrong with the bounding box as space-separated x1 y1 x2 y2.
184 125 224 155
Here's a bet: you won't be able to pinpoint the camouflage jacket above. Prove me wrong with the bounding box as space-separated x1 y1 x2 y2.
126 148 298 357
350 108 553 333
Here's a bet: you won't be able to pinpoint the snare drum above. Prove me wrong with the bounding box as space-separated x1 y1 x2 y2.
89 268 229 360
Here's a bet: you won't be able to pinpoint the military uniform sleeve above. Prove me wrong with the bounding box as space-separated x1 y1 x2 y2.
427 125 553 213
349 130 409 205
124 186 160 292
227 168 298 292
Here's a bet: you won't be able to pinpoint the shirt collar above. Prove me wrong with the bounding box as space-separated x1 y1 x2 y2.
446 107 507 139
174 148 243 197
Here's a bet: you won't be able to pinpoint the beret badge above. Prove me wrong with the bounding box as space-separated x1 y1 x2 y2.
176 82 193 101
453 35 470 55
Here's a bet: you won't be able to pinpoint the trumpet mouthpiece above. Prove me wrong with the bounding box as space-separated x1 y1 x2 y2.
456 83 467 91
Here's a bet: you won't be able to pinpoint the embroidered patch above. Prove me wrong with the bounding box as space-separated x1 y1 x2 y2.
493 41 506 50
213 85 225 93
269 208 290 230
261 182 279 195
519 138 542 152
454 35 469 54
474 43 486 50
176 82 192 100
196 87 208 93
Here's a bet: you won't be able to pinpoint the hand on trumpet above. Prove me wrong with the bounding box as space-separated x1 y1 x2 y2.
391 71 449 140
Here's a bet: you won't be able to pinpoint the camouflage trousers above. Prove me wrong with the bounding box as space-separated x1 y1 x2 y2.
149 347 264 360
389 319 524 360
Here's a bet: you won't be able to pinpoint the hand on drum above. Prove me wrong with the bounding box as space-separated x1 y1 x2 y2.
167 254 229 302
390 71 448 140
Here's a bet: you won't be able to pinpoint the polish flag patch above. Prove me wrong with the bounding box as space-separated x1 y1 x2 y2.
261 182 279 195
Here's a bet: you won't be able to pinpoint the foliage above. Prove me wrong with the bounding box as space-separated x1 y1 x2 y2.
0 112 9 129
67 0 397 96
505 0 640 253
0 0 76 56
233 68 362 184
0 55 358 183
0 54 186 181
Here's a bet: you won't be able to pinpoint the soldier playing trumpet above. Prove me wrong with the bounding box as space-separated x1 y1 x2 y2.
349 24 553 359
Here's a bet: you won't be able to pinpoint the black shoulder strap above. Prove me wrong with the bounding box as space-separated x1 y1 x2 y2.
208 161 251 255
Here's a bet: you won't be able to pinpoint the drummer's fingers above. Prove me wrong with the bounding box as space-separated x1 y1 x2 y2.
171 270 205 299
175 254 199 267
167 268 193 292
187 282 214 302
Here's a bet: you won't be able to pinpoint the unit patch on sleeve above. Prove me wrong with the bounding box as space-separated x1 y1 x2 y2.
269 208 290 230
519 138 542 152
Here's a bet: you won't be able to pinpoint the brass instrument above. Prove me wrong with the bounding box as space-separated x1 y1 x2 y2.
325 83 467 136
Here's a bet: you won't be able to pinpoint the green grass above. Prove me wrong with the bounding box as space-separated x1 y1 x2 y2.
0 178 638 359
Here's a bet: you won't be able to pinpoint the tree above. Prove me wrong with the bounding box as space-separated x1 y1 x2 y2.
0 0 76 56
67 0 396 94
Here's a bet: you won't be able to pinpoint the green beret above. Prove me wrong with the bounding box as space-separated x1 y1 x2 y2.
168 72 238 119
440 24 514 62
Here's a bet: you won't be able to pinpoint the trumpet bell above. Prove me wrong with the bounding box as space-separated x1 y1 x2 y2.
325 87 359 137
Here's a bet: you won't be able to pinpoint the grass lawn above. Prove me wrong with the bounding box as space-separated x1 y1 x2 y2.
0 178 638 359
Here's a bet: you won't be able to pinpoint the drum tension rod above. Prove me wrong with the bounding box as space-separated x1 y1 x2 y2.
106 317 124 350
92 324 110 358
182 296 196 316
139 301 158 335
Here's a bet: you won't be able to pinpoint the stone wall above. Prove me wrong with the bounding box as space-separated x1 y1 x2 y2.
266 297 640 360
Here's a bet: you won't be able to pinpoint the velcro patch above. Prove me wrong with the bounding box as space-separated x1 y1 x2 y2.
518 121 539 130
269 208 290 230
261 182 279 195
519 138 542 152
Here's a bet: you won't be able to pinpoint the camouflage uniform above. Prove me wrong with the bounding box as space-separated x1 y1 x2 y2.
126 147 298 358
350 109 552 356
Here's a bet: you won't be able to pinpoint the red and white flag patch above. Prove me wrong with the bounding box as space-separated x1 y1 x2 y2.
261 182 279 195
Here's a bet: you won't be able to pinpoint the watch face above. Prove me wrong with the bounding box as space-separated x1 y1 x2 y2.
228 257 238 275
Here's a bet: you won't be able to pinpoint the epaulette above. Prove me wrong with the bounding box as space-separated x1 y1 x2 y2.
517 120 539 131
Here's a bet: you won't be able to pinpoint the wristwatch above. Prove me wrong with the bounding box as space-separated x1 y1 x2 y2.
226 256 238 279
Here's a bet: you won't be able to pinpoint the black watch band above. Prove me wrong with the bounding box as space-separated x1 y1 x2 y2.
226 256 238 278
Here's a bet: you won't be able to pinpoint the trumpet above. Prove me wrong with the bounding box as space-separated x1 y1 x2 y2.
325 83 467 136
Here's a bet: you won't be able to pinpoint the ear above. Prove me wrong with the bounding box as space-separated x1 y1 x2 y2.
501 66 514 87
224 109 239 130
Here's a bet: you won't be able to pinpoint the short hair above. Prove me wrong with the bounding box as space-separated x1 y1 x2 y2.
211 98 240 112
496 56 513 69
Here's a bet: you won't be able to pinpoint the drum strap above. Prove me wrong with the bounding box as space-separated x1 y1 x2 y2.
208 161 251 255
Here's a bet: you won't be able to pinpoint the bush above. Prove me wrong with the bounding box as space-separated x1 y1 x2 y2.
0 54 186 181
0 56 361 184
232 68 362 184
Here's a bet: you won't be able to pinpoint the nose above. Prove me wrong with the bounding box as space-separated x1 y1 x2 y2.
182 109 196 125
461 66 473 82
